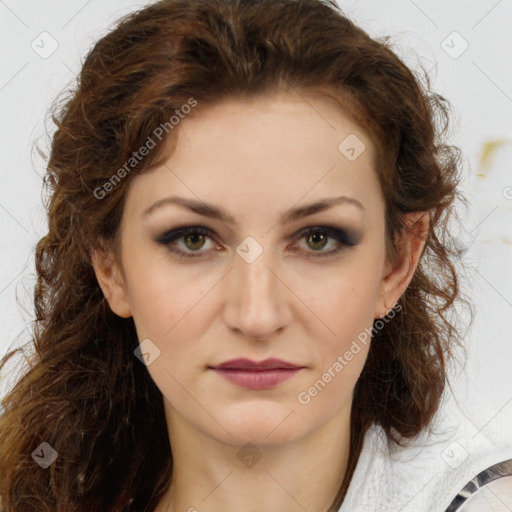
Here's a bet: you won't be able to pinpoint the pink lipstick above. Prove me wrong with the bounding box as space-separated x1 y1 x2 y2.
210 358 304 390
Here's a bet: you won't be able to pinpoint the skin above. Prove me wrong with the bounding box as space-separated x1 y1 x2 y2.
91 90 429 512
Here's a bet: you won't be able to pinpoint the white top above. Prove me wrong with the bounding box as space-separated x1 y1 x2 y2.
338 393 512 511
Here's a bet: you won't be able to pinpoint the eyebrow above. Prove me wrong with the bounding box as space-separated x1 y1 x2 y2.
143 195 365 225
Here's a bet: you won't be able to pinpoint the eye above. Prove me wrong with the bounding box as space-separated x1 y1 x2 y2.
291 226 360 258
155 225 360 259
155 226 218 258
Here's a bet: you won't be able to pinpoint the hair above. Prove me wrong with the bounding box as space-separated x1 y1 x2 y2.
0 0 473 510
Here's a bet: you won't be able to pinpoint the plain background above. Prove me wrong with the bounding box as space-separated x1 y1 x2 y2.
0 0 511 452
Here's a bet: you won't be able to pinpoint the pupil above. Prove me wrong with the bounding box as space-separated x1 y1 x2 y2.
186 233 204 250
309 233 327 250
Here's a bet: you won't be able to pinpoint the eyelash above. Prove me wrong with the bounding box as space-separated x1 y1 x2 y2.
155 225 360 259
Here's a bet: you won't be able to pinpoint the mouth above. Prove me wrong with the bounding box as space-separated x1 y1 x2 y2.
208 358 305 390
211 358 303 371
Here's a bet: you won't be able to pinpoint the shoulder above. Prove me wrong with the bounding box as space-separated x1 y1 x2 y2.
339 394 512 512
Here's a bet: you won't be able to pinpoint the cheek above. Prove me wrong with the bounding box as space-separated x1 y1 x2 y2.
124 246 207 335
315 263 381 331
125 256 219 391
306 259 381 374
296 281 375 413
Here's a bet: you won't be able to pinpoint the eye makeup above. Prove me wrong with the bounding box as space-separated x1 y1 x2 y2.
154 223 362 259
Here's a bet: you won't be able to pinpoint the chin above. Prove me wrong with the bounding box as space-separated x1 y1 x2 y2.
217 427 306 451
209 404 310 449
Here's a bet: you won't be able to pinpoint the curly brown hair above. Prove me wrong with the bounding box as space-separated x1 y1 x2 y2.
0 0 473 510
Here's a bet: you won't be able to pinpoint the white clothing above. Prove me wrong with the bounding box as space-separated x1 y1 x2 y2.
338 394 512 511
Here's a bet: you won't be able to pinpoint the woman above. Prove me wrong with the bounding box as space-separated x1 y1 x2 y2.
0 0 510 510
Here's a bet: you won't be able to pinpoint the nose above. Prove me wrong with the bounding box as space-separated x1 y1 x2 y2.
222 245 292 341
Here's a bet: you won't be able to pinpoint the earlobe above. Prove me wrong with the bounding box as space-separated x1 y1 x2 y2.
375 211 430 319
90 247 132 318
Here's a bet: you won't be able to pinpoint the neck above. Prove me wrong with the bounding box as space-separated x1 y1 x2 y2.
153 399 353 512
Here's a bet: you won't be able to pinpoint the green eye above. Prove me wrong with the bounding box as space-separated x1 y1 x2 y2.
156 225 360 259
305 231 329 251
183 232 207 251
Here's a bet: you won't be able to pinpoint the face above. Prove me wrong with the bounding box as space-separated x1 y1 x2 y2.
92 91 425 449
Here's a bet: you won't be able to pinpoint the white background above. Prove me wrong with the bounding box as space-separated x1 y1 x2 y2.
1 0 511 447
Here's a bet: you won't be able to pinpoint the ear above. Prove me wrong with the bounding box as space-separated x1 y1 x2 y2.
374 211 430 319
90 246 132 318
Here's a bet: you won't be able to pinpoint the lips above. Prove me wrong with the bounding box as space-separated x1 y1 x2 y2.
210 358 304 390
212 358 303 371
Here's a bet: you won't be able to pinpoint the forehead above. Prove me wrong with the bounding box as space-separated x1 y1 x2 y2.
124 91 382 221
176 91 373 154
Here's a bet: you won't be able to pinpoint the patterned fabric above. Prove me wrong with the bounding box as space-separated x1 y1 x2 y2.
445 459 512 511
337 403 512 512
